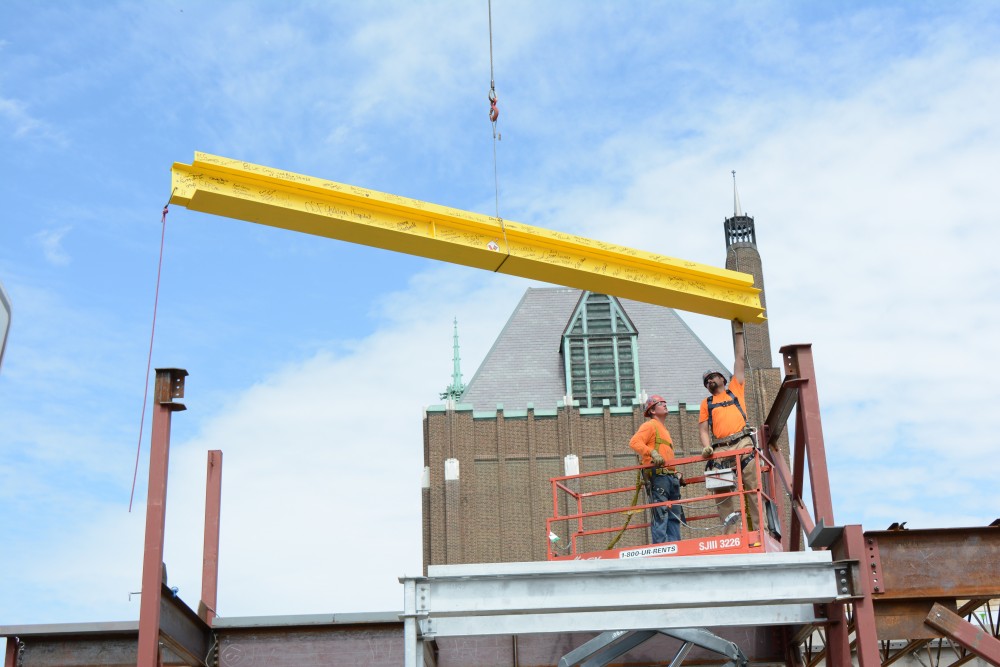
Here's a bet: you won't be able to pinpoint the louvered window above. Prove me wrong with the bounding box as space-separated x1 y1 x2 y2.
561 293 640 408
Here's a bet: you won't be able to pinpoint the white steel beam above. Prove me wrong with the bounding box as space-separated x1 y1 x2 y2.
400 551 839 665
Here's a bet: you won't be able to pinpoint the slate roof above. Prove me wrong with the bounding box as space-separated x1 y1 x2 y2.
459 288 729 410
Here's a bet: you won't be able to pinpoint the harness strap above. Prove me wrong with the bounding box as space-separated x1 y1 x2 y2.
640 422 672 459
636 422 675 472
706 388 748 436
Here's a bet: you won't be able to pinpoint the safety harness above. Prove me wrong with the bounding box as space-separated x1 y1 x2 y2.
706 391 757 531
706 389 747 442
650 430 674 475
607 424 676 550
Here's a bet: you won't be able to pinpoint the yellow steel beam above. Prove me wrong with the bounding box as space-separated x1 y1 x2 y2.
170 153 764 322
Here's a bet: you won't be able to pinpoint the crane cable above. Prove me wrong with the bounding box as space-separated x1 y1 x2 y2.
128 192 173 512
486 0 510 269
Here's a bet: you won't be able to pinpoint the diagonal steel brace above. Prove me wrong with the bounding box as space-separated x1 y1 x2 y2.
559 626 747 667
559 630 656 667
660 627 748 667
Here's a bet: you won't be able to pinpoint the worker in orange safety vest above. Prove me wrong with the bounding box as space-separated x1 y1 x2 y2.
630 395 684 543
699 319 759 535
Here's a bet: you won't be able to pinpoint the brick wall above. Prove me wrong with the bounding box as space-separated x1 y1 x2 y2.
423 395 793 567
727 242 773 370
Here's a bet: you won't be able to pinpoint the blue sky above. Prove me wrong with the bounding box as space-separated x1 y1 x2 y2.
2 0 999 639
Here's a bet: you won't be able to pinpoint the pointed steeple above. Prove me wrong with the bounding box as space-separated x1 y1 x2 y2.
724 169 756 248
440 318 466 401
723 170 771 371
732 170 743 217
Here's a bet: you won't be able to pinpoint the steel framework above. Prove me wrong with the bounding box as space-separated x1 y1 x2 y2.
396 344 1000 667
1 348 997 667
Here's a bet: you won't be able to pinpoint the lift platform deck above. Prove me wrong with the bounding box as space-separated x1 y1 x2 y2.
545 446 783 561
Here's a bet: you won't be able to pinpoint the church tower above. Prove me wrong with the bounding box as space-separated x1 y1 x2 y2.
724 171 773 370
722 173 791 539
722 172 783 433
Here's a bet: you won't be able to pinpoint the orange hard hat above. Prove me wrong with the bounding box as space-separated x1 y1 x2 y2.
644 394 667 416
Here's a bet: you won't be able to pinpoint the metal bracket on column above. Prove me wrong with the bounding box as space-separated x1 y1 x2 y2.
155 367 188 411
830 561 857 599
808 518 844 549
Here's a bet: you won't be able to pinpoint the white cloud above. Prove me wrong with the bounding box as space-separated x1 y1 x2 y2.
0 95 66 146
486 23 1000 530
3 2 1000 635
33 226 72 266
157 267 525 616
0 266 524 621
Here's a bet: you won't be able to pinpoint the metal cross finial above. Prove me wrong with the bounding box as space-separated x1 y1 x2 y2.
732 170 743 217
440 318 467 401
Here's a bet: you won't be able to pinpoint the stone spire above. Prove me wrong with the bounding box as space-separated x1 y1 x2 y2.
732 169 743 217
723 171 771 368
725 170 756 248
440 318 466 401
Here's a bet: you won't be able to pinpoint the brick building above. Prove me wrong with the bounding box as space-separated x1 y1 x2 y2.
421 208 787 569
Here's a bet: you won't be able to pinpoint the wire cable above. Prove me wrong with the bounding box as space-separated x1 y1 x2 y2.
128 193 173 512
486 0 511 269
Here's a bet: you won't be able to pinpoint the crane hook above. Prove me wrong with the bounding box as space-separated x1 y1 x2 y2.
488 88 499 123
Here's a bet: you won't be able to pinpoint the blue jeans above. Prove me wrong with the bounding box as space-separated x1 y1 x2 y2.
650 473 683 543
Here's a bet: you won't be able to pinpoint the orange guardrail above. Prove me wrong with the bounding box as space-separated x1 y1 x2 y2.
546 445 784 560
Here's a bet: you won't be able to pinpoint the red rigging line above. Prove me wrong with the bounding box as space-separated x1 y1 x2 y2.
128 194 173 512
486 0 505 242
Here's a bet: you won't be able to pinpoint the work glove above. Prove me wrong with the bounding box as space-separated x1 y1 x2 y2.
649 449 665 466
701 445 714 459
733 318 744 334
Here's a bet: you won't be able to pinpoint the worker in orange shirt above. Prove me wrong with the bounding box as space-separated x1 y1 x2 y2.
699 319 759 534
630 395 684 543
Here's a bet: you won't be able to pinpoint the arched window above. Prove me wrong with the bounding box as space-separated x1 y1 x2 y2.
561 292 640 408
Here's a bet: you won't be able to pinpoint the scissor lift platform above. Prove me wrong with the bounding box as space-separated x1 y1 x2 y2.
546 446 783 561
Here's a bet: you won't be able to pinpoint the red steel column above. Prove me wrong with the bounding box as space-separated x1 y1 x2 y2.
4 639 17 667
200 450 222 625
787 407 806 553
781 345 849 665
843 525 881 667
785 345 835 524
137 369 187 667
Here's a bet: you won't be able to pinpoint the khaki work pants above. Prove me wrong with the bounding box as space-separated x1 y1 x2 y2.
711 435 760 535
